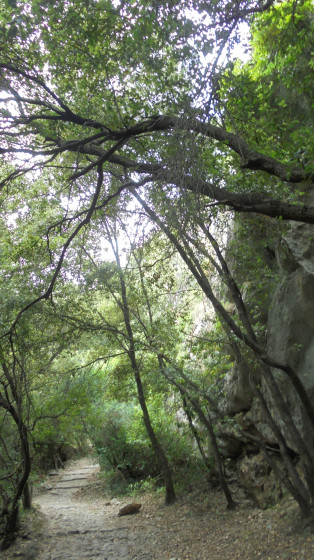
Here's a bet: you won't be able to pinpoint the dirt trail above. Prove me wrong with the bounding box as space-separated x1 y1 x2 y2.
3 457 314 559
32 458 132 560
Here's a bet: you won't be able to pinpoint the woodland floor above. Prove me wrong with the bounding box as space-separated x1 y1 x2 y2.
3 457 314 560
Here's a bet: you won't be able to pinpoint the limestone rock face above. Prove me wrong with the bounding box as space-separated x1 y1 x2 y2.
265 223 314 448
242 399 277 445
220 222 314 448
237 453 283 509
269 224 314 370
218 220 314 506
277 222 314 277
218 363 255 416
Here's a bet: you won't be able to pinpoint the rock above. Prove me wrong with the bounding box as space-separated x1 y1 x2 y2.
238 452 283 509
215 219 314 505
277 222 314 276
118 503 142 516
216 422 243 458
266 222 314 449
48 470 59 476
111 498 120 505
242 399 278 445
42 483 53 490
218 362 255 416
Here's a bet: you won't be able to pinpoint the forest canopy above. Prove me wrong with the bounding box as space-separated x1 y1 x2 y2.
0 0 314 549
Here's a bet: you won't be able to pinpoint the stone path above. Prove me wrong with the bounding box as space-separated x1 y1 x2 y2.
32 458 131 560
4 458 314 560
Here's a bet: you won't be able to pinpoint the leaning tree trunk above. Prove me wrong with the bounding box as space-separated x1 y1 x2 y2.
22 482 32 510
181 394 214 473
157 357 236 509
108 231 176 506
185 395 236 510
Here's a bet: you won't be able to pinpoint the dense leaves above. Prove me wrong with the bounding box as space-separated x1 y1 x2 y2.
0 0 314 548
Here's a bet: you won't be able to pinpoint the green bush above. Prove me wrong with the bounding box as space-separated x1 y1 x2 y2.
90 401 159 479
89 398 206 490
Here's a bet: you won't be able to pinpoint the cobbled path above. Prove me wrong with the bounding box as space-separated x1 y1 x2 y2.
32 458 131 560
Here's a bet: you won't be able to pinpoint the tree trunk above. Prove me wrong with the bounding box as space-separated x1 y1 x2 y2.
134 367 176 505
188 396 236 510
22 482 32 510
157 358 235 509
181 394 213 473
1 506 19 550
0 383 32 549
107 230 176 505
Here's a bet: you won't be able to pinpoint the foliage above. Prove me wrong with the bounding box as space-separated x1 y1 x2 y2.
89 395 204 491
90 400 158 479
1 0 314 546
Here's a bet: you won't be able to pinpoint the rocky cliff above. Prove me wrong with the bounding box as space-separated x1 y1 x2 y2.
218 217 314 507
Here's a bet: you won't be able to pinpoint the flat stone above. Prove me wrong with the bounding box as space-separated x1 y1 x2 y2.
54 475 88 482
52 480 89 488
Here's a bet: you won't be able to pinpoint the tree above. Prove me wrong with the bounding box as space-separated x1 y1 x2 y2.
55 214 237 506
103 220 176 504
0 1 312 332
0 0 314 541
128 183 314 514
0 242 102 547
